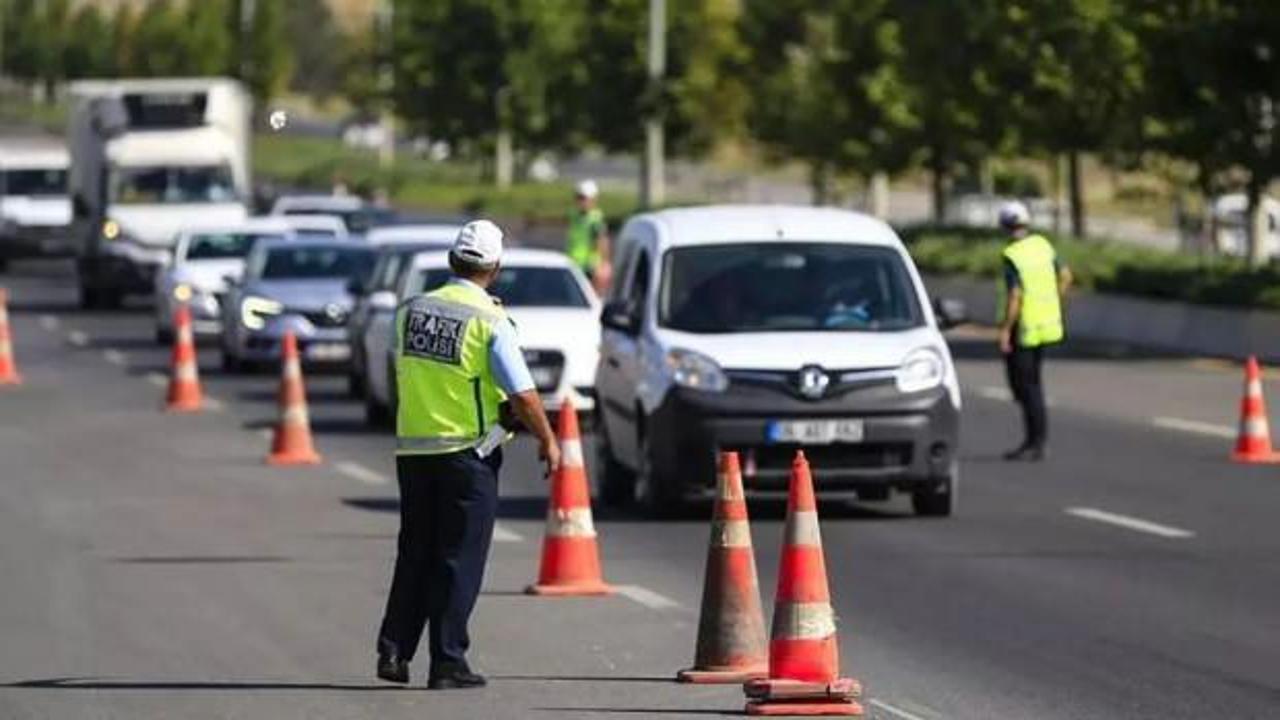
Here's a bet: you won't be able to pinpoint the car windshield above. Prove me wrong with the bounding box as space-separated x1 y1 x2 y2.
2 168 66 196
407 266 590 308
111 164 237 204
257 245 375 281
660 243 922 333
185 232 283 260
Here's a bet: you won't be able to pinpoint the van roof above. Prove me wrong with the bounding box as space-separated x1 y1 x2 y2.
0 138 69 169
67 77 243 96
634 204 902 251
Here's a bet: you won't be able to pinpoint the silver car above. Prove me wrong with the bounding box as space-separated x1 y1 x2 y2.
219 238 376 372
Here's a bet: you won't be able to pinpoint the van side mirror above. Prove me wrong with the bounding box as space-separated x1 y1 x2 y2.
222 274 240 288
347 276 366 296
601 299 640 334
933 297 968 330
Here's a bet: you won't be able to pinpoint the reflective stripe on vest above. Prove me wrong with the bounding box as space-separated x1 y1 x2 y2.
999 234 1064 348
566 207 604 270
395 282 508 455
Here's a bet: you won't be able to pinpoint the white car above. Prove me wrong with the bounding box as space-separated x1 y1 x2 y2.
364 248 601 424
0 138 72 267
594 205 965 516
279 213 349 242
153 217 294 342
269 194 394 235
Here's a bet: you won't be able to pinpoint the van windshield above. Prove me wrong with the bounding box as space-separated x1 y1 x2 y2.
110 164 237 204
2 168 67 197
659 243 923 333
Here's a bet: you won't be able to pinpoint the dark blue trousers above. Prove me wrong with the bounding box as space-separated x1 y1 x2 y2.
377 449 501 671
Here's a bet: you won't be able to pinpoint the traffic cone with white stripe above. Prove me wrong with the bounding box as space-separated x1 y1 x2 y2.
1232 356 1280 463
525 397 614 596
677 451 768 684
0 288 22 386
164 304 203 412
266 331 321 465
744 451 862 716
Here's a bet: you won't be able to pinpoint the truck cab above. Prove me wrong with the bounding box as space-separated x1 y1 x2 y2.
68 78 251 308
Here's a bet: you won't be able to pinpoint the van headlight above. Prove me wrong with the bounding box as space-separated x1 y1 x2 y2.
241 296 283 330
667 348 729 392
896 347 945 393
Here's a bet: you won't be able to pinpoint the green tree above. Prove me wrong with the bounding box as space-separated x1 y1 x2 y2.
1 0 45 86
130 0 193 75
285 0 346 101
245 0 294 104
184 0 234 77
108 3 138 77
63 5 113 79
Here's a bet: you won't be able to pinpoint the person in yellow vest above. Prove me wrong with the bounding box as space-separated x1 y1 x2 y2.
376 220 561 688
997 201 1072 462
567 179 611 295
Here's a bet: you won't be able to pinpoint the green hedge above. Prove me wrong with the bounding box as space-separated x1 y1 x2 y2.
901 226 1280 311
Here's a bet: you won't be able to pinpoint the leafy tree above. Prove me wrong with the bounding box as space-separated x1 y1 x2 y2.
109 3 138 77
184 0 235 77
1 0 45 86
130 0 193 75
284 0 347 101
245 0 294 103
63 5 113 79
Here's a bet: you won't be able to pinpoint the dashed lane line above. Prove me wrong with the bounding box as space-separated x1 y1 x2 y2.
975 385 1012 402
203 396 225 413
616 585 681 611
1152 416 1235 439
335 460 389 486
1065 507 1195 539
491 524 524 543
869 698 933 720
67 330 89 347
102 349 127 366
38 315 59 331
145 371 167 388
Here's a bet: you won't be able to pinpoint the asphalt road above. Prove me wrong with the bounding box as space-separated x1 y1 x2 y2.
1 260 1278 720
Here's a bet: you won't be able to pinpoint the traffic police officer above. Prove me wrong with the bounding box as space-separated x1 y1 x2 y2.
376 220 561 688
566 179 611 294
997 201 1072 461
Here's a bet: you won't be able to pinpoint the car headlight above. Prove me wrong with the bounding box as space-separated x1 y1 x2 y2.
172 283 194 303
102 219 121 240
241 295 283 330
667 348 729 393
896 347 945 394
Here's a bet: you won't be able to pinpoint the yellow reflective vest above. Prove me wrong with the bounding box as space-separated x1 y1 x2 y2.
566 207 605 272
999 234 1065 348
395 281 507 455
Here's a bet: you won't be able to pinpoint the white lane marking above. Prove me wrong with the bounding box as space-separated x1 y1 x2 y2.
869 698 931 720
145 371 168 387
335 460 389 486
492 523 523 543
102 349 127 366
39 315 59 331
1065 507 1194 539
204 396 225 413
67 330 89 347
258 428 274 440
1152 416 1235 439
616 585 681 611
976 385 1012 402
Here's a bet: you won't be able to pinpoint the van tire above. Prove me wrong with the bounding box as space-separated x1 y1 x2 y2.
635 427 680 517
596 413 636 507
912 465 957 517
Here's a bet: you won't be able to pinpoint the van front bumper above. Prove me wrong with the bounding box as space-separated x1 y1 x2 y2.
646 380 959 497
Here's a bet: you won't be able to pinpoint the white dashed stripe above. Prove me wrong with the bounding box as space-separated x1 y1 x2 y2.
1065 507 1194 539
545 507 596 538
1152 416 1235 439
492 523 524 543
976 385 1012 402
335 461 389 486
102 349 127 366
39 315 59 331
145 371 168 387
204 396 225 412
616 584 681 610
868 699 931 720
67 330 89 347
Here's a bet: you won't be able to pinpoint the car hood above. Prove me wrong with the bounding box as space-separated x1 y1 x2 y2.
169 259 245 294
242 278 354 311
109 203 248 247
655 326 943 370
0 196 71 227
508 307 601 349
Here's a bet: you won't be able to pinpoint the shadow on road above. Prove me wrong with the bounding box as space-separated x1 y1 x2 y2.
495 674 675 683
5 678 417 692
534 708 734 717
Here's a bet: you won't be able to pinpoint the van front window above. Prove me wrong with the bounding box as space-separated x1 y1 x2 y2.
110 165 237 204
660 243 923 333
1 169 67 197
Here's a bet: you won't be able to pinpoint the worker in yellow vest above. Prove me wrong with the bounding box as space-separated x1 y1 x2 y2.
997 201 1072 462
566 179 612 295
376 220 560 689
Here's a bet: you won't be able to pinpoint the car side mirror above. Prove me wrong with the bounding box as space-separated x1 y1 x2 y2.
222 274 239 287
347 277 366 295
601 299 640 334
369 290 398 312
933 297 968 330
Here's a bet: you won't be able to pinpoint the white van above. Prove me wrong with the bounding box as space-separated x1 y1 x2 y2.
0 138 72 267
594 205 964 516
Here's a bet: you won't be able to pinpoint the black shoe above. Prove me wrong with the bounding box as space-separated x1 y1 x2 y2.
1003 445 1046 462
428 666 487 690
376 654 410 684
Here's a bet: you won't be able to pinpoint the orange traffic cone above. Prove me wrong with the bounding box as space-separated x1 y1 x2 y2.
1231 356 1280 464
525 397 614 596
164 304 203 412
677 451 768 684
266 331 322 466
0 288 22 386
744 451 862 717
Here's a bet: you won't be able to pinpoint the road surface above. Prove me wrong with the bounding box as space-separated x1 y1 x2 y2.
1 260 1277 719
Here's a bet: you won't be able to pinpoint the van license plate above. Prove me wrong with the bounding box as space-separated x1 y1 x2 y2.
766 419 864 445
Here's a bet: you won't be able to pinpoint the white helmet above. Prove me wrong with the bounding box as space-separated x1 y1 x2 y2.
575 179 599 199
998 200 1031 230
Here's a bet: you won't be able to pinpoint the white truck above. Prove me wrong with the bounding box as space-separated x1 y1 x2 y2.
67 78 251 308
0 137 73 270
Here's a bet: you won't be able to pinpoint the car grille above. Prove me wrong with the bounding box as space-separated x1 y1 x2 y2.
523 348 565 393
737 443 913 474
725 366 897 400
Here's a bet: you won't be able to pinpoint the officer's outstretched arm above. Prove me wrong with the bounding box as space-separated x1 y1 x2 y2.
508 390 561 478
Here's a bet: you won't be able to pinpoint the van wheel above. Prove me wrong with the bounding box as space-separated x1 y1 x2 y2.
597 414 635 507
155 326 173 346
635 429 680 517
912 464 958 518
348 369 365 398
